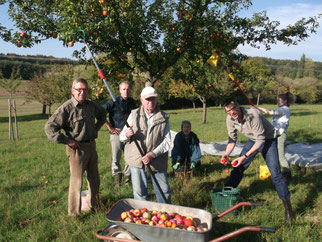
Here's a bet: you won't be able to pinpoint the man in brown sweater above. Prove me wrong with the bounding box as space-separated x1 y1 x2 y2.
45 78 106 216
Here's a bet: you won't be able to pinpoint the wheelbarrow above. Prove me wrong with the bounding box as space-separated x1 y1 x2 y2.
95 198 275 242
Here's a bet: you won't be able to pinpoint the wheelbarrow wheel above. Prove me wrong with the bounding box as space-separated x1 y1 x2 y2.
101 224 139 242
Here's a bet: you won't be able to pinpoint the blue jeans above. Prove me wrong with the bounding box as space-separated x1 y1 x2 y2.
130 166 171 204
225 139 290 201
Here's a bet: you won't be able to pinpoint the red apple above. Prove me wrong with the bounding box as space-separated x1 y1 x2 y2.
133 209 141 217
102 10 108 16
175 214 182 220
151 210 158 216
176 217 183 225
232 161 238 167
184 218 193 227
225 168 229 174
140 208 147 214
17 40 22 48
45 180 49 184
151 215 159 223
208 84 212 87
221 157 227 164
68 41 74 47
167 212 176 218
20 31 26 38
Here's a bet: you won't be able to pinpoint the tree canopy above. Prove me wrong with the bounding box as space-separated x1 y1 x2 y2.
1 0 320 86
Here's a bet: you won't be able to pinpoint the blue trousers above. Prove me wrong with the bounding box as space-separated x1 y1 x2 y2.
225 139 290 201
130 166 171 204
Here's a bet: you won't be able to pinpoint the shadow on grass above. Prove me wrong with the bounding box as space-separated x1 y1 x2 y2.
4 184 36 194
291 169 322 215
291 111 319 116
288 128 322 144
0 114 49 123
210 221 271 241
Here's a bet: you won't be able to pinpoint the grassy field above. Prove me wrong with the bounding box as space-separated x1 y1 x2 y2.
0 94 321 241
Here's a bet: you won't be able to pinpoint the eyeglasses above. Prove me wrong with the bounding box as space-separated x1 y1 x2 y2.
73 88 89 92
225 106 237 113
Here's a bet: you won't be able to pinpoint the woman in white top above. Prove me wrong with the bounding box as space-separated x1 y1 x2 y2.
257 92 295 183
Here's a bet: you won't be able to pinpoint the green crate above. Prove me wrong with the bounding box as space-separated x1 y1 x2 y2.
210 187 240 216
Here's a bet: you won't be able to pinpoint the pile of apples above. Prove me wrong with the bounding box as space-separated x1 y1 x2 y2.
120 208 208 232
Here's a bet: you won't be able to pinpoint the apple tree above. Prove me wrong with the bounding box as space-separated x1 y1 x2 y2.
1 0 321 109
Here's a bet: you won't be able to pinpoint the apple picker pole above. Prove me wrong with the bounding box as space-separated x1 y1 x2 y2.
78 30 168 203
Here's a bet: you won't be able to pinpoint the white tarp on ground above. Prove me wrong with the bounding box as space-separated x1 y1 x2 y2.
170 131 322 169
169 130 243 157
285 143 322 169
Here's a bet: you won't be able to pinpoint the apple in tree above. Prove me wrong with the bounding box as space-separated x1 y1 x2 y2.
102 10 108 16
17 40 22 48
20 31 26 37
68 41 74 47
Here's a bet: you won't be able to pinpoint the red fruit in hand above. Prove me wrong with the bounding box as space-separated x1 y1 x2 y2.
232 161 238 167
221 158 227 164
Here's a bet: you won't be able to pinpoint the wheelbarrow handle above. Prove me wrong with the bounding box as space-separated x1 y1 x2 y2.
94 229 141 242
213 202 262 220
259 227 276 233
250 201 263 206
209 226 275 242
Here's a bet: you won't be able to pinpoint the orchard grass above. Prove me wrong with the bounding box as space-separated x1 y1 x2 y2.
0 97 321 241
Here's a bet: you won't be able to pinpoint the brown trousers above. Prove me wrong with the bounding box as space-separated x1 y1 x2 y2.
66 141 100 216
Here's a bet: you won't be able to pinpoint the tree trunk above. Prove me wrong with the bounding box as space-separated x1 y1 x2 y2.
202 101 207 123
257 92 261 106
198 95 207 123
192 100 196 109
42 104 46 115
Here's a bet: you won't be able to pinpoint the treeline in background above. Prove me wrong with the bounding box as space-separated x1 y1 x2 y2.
1 53 322 116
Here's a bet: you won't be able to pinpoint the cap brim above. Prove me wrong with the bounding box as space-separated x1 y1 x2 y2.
142 94 158 99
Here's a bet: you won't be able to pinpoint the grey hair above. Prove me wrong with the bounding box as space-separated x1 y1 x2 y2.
72 78 88 89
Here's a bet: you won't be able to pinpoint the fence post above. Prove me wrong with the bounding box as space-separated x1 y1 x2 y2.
8 99 15 141
13 100 19 140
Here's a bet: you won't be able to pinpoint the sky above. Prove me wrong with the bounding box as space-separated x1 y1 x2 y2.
0 0 321 61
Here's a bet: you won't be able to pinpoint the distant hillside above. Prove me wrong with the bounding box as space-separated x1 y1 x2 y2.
0 53 77 80
254 55 322 80
0 53 76 65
